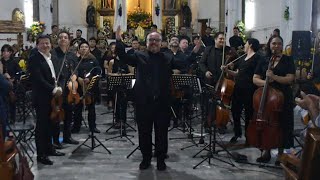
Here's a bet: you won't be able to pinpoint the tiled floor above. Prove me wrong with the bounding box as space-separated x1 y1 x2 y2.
26 104 301 180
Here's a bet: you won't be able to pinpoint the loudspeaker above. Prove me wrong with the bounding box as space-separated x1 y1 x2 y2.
292 31 312 60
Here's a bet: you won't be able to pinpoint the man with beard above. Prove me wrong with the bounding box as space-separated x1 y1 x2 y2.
116 26 174 171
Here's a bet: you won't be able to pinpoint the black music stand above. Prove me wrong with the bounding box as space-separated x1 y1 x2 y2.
105 74 136 145
193 96 235 169
169 75 201 142
72 75 111 155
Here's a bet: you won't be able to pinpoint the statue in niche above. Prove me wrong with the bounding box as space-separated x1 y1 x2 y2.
181 2 192 28
86 1 96 27
12 8 25 23
164 0 176 10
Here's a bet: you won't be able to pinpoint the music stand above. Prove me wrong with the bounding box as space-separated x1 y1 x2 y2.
169 75 202 143
105 74 136 145
192 92 235 169
72 75 111 155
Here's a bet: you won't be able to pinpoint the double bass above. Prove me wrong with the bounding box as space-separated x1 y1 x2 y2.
247 55 284 149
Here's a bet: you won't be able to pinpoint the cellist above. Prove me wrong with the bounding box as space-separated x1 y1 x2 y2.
199 32 230 133
221 38 261 144
252 35 295 164
51 31 80 147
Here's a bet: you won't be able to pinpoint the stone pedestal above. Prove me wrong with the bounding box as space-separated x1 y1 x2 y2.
87 27 97 39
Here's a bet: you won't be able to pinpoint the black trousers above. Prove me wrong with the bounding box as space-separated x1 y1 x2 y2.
231 87 254 137
73 101 96 131
136 100 170 161
115 91 127 123
34 102 53 156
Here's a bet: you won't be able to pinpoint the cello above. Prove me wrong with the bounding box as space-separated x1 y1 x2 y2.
247 55 284 149
209 52 246 128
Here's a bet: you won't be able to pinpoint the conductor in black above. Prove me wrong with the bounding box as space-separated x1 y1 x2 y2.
116 26 174 171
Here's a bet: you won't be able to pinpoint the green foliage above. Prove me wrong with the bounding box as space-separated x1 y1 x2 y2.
235 20 246 41
284 6 290 21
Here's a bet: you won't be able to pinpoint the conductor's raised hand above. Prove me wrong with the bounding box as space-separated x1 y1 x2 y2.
116 26 122 40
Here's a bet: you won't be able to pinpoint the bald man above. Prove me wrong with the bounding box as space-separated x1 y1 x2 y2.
116 27 176 171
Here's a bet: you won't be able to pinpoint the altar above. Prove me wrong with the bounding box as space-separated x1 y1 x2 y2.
92 0 190 40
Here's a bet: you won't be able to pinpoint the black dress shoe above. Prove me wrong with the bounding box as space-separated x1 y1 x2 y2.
229 136 240 144
139 159 151 170
63 138 79 145
71 128 80 134
157 159 167 171
49 150 65 156
256 154 271 163
52 142 63 149
92 128 101 133
37 156 53 165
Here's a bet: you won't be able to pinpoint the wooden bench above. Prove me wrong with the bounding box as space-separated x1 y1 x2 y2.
280 128 320 180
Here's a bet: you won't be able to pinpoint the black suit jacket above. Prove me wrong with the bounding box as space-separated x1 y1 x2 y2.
116 41 174 105
29 51 56 106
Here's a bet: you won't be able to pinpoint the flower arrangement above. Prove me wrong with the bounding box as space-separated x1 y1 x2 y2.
127 9 152 29
28 21 46 37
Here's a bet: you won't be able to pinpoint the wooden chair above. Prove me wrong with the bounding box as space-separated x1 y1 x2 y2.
280 128 320 180
0 124 18 180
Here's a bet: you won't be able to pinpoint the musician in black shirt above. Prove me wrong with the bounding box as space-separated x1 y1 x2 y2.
221 38 260 143
229 27 244 50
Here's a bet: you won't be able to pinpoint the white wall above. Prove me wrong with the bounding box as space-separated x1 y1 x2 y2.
0 0 24 48
58 0 88 40
190 0 220 33
0 0 24 20
39 0 53 34
245 0 281 44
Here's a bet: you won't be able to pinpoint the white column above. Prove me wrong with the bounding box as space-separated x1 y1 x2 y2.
226 0 242 46
58 0 88 40
152 0 162 30
39 0 53 34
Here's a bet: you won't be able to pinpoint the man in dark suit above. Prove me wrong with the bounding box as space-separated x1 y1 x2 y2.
29 35 65 165
116 26 174 171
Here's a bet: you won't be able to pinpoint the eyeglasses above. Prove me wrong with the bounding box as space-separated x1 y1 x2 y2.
148 38 161 42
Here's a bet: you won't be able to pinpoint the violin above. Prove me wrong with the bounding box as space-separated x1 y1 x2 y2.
50 85 65 122
67 74 80 105
247 55 284 149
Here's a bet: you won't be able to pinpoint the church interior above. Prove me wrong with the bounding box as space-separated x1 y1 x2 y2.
1 0 320 180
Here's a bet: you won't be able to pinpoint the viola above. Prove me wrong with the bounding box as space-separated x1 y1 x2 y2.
67 75 80 104
247 56 284 149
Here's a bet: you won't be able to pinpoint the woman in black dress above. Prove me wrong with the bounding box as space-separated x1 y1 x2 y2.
253 35 295 164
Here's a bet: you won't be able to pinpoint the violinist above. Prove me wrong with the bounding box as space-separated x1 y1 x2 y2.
1 44 22 123
221 38 260 143
29 35 65 165
51 31 80 146
252 35 295 164
73 41 101 133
